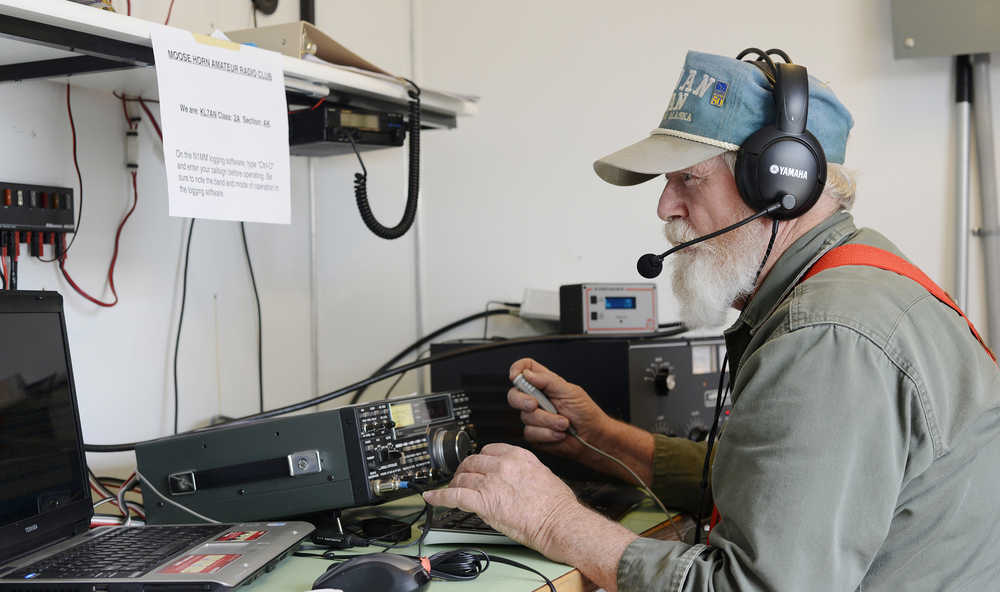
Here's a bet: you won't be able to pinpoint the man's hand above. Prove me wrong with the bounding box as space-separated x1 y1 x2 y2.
422 443 638 591
507 358 655 485
422 443 579 557
507 358 612 454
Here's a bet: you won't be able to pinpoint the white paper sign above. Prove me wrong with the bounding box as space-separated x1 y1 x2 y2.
151 27 291 224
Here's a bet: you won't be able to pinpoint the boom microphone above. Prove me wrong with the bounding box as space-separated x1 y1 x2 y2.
636 195 797 279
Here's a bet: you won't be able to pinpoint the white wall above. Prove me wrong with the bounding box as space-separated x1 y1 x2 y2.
1 0 421 476
417 0 1000 345
3 0 997 479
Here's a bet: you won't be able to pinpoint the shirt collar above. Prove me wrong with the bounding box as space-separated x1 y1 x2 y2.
726 210 858 338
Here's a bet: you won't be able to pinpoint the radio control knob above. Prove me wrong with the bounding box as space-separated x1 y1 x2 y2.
430 428 475 476
687 425 710 442
653 365 676 396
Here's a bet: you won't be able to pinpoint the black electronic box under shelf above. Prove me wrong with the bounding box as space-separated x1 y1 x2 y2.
0 182 74 232
288 103 407 156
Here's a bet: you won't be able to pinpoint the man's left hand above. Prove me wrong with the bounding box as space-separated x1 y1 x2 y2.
422 443 585 560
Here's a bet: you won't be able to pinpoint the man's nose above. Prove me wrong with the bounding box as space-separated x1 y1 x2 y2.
657 182 687 221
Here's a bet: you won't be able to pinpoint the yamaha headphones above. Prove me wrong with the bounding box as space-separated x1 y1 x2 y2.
734 48 827 220
634 48 831 279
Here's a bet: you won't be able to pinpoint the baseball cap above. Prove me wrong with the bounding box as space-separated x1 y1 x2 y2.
594 50 854 186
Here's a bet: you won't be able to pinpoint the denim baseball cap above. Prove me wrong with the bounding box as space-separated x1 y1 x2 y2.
594 50 854 186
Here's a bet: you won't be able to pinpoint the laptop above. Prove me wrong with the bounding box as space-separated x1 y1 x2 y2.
0 291 314 590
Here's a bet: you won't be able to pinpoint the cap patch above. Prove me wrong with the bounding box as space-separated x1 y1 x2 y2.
709 81 728 107
664 67 717 124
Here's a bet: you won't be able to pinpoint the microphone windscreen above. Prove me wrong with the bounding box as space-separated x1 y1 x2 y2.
637 253 663 279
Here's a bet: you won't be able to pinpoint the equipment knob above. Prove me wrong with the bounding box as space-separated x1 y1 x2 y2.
653 365 677 396
430 428 475 476
687 425 709 442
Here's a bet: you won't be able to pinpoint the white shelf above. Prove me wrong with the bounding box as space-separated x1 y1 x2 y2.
0 0 477 127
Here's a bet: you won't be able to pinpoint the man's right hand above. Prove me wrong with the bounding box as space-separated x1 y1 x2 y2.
507 358 612 457
507 358 656 485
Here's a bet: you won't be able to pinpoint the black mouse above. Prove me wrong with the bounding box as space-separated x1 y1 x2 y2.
312 554 430 592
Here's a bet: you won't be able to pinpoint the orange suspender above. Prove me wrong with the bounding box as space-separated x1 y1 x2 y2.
803 243 996 364
707 243 997 545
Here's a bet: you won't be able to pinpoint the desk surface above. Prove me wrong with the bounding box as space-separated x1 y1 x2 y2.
245 496 685 592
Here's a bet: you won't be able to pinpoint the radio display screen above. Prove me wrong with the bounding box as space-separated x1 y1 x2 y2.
605 296 636 309
390 396 452 429
340 111 380 131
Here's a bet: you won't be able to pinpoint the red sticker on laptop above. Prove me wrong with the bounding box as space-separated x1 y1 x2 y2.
216 530 267 542
159 554 241 574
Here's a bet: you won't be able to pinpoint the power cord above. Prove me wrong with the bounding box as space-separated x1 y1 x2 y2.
239 222 264 413
135 470 221 524
173 219 196 434
86 326 690 452
483 300 521 339
349 308 514 403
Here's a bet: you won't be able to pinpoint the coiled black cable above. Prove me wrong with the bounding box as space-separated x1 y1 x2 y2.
349 78 421 240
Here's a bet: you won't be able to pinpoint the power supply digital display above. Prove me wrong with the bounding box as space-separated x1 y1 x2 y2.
605 297 636 309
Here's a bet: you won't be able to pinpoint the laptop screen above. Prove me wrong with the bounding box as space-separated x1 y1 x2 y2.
0 304 88 534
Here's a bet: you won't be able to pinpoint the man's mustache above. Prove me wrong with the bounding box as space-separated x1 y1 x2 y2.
663 219 704 249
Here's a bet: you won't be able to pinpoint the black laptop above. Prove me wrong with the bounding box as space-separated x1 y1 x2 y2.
0 291 313 590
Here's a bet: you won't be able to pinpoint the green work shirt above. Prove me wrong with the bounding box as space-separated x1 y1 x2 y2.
617 211 1000 591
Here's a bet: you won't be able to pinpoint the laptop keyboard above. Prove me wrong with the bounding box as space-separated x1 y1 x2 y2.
8 524 230 580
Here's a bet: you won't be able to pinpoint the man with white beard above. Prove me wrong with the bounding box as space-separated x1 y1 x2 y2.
424 50 1000 591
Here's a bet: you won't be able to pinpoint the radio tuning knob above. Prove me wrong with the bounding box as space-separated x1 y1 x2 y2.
653 365 677 396
687 425 710 442
430 428 475 476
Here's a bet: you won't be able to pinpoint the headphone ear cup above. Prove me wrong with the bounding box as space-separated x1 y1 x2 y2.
734 126 776 212
735 128 826 220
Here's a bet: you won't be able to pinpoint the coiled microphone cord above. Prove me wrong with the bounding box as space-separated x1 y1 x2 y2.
348 77 421 239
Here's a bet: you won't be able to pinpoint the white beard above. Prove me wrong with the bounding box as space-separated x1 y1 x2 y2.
664 217 771 329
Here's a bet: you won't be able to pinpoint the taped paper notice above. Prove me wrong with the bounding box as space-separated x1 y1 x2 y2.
151 27 291 223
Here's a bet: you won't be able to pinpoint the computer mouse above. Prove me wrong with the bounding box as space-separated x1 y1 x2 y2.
312 553 431 592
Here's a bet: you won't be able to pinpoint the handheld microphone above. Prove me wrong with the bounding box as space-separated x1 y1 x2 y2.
636 194 797 279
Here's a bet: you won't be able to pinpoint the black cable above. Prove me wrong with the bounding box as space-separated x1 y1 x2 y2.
694 353 729 544
173 219 195 434
84 325 690 452
349 78 421 239
754 218 781 285
298 548 555 591
383 350 429 400
483 300 520 339
349 308 513 404
240 222 264 413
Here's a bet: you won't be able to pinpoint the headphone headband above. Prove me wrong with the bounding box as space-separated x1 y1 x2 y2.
774 64 809 134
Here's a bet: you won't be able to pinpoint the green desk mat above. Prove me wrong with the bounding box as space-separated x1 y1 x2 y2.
245 494 675 591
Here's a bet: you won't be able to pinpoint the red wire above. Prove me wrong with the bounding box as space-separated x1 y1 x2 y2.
121 94 134 130
1 248 8 290
163 0 175 25
126 0 131 16
59 171 139 307
137 97 162 140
